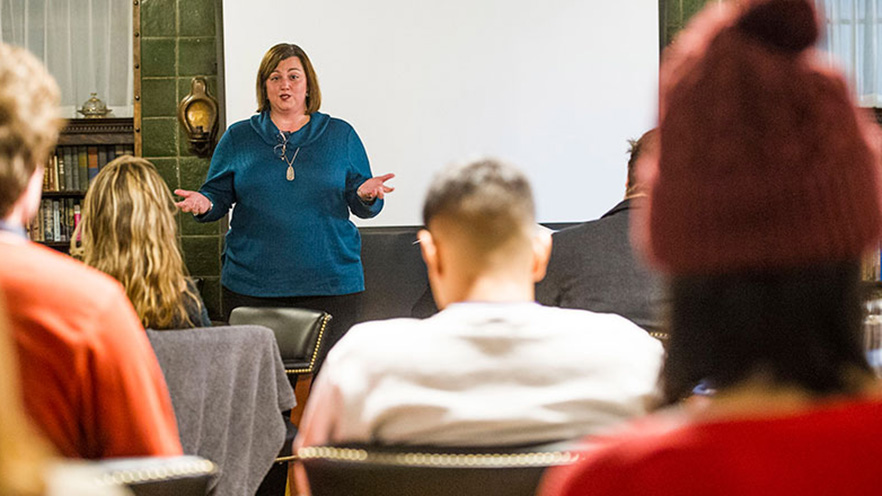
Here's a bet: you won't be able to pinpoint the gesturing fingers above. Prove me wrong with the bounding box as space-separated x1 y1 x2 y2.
376 173 395 183
357 173 396 201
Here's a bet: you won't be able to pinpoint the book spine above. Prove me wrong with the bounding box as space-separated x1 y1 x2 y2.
42 200 52 242
67 148 79 192
55 150 67 191
58 200 65 242
52 200 61 242
37 204 44 241
78 146 89 185
60 199 67 242
51 155 59 191
98 146 108 170
74 203 81 242
34 210 43 242
64 150 73 191
77 146 88 191
40 200 52 241
38 200 46 242
87 146 99 181
66 198 75 242
43 156 51 191
70 199 75 243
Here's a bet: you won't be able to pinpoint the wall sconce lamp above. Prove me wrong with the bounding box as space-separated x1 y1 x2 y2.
178 77 219 158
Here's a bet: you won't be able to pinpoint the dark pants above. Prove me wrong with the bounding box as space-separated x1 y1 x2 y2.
222 286 364 370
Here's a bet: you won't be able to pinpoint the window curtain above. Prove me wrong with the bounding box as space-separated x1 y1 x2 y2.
815 0 882 107
0 0 133 117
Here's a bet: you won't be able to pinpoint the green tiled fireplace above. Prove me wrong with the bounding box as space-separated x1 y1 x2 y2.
139 0 225 320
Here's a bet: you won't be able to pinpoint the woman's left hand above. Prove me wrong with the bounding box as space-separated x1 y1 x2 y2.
357 173 395 202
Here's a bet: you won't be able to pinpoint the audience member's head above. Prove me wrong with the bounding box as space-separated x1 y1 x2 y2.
75 156 202 329
418 159 551 309
635 0 882 404
625 128 657 198
0 43 62 225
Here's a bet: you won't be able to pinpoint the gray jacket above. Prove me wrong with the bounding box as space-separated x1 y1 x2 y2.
536 199 665 333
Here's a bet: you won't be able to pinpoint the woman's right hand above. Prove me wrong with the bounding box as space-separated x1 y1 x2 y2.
174 189 212 215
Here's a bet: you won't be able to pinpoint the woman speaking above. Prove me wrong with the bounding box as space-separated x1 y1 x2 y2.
175 43 393 348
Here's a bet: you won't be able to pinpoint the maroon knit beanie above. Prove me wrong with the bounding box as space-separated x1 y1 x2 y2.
635 0 882 275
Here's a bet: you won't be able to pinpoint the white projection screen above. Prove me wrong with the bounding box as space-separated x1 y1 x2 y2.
222 0 659 226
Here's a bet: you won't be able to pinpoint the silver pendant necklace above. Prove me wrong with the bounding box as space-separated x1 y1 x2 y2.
274 130 300 181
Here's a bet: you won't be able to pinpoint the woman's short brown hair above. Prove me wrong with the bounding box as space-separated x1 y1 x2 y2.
255 43 321 114
0 43 62 218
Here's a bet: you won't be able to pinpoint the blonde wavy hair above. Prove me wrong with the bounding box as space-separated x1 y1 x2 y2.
73 156 202 329
0 291 53 496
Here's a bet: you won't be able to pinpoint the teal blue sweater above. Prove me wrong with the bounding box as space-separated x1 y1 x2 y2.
197 111 383 297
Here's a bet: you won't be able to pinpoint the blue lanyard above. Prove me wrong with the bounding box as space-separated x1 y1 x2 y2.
0 219 26 240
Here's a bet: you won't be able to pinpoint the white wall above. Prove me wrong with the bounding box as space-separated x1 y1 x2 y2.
222 0 659 226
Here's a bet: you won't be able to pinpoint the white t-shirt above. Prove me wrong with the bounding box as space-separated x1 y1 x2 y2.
296 302 664 448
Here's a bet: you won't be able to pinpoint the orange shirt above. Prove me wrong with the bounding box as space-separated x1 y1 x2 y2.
0 239 182 458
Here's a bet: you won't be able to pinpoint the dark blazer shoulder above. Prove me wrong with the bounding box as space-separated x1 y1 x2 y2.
552 200 632 246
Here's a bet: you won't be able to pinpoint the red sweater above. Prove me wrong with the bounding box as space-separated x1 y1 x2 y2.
541 397 882 496
0 240 182 459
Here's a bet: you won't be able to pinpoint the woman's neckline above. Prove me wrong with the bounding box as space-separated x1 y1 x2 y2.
271 111 310 134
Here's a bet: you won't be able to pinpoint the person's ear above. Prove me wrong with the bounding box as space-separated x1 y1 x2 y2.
418 229 440 277
419 229 449 310
21 165 45 224
531 229 552 283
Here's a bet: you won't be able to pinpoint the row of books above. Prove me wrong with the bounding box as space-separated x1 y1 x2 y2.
43 144 134 193
27 198 81 243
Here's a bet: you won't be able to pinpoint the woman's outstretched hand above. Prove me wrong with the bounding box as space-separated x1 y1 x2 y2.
174 189 212 215
357 173 395 202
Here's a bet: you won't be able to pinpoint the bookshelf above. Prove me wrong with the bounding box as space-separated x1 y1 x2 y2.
864 109 882 285
27 118 135 250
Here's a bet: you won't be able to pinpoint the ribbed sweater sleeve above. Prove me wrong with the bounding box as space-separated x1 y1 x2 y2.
196 126 238 222
345 127 384 219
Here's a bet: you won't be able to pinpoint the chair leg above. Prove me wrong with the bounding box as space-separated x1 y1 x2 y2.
289 374 314 428
286 374 315 495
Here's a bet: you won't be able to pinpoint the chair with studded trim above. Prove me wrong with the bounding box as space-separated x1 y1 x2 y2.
93 455 217 496
227 306 332 495
297 441 581 496
228 306 332 426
